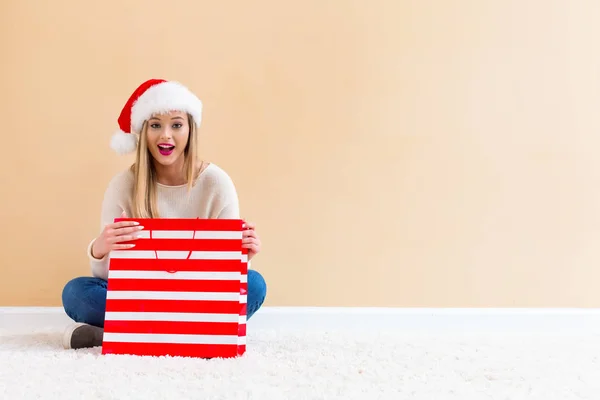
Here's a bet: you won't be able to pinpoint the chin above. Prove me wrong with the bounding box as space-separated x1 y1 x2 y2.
155 158 179 166
150 152 182 166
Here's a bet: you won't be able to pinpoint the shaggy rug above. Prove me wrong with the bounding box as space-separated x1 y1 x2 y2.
1 326 599 399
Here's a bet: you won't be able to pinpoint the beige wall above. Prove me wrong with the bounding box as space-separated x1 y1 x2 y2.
2 1 600 307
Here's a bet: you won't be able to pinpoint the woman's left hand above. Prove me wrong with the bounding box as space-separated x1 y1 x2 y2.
242 221 261 261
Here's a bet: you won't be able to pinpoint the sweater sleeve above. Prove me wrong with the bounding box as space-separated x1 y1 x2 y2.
88 171 131 281
213 167 241 220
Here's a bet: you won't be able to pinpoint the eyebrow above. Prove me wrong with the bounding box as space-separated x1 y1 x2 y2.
149 116 185 121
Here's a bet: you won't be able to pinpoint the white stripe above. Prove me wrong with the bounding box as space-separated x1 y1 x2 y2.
110 251 244 260
108 271 242 280
194 231 243 239
106 291 242 301
188 251 244 260
105 312 240 323
151 230 195 239
109 251 180 259
103 332 246 345
135 230 243 239
240 274 247 283
239 315 247 324
240 295 247 304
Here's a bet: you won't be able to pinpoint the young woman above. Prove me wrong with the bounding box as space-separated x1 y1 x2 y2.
61 79 267 350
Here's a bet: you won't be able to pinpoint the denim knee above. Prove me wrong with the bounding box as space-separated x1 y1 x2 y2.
62 277 85 313
247 270 267 320
61 276 107 327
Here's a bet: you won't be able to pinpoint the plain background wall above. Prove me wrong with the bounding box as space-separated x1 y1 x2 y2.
2 1 600 307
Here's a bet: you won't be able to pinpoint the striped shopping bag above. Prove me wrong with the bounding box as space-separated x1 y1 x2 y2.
101 218 248 359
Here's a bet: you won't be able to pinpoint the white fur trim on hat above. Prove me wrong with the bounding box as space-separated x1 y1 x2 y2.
130 81 203 133
110 129 138 155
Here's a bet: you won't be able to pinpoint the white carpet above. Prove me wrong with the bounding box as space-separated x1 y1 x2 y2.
1 323 600 399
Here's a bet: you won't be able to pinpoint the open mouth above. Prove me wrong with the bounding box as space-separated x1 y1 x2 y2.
158 144 175 156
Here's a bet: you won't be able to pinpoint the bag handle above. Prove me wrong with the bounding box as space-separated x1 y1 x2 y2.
166 217 200 273
148 228 177 274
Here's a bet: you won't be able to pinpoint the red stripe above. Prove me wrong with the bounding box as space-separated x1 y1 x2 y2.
107 279 242 292
103 320 242 335
109 259 246 272
101 342 245 358
113 218 243 231
239 304 247 315
119 239 242 251
105 299 242 313
238 324 247 337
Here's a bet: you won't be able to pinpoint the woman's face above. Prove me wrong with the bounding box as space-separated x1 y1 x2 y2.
145 111 190 167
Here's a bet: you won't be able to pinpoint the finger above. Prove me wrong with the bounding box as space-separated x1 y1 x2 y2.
242 237 260 244
243 221 256 230
110 220 140 229
242 243 260 252
113 225 145 236
109 234 142 244
242 230 257 238
110 226 145 241
112 243 136 250
105 227 140 239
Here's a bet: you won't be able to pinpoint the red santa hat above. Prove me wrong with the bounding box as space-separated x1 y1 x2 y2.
110 78 203 154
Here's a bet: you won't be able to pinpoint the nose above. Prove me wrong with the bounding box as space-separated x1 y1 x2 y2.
160 127 173 140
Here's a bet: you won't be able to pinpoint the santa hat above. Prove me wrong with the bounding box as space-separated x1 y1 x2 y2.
110 79 203 154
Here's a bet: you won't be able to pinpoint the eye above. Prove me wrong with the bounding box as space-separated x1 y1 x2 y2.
150 123 161 129
173 123 183 129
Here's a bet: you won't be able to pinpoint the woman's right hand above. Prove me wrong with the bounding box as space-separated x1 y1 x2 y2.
91 213 144 259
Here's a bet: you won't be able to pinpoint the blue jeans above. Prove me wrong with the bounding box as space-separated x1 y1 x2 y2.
62 270 267 328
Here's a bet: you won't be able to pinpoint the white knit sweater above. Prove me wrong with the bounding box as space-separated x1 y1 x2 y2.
87 163 242 280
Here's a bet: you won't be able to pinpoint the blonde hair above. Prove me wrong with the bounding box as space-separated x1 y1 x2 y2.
130 113 199 218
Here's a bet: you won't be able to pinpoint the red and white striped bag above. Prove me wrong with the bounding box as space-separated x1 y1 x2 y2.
101 218 248 359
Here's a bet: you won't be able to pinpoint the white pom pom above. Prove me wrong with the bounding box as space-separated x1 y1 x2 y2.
110 130 138 154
